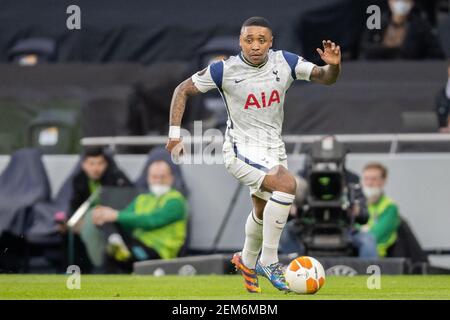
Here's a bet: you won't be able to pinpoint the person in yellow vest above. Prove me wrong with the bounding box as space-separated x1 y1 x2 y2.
360 162 401 258
91 160 188 272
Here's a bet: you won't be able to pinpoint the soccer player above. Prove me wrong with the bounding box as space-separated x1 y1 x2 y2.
166 17 341 293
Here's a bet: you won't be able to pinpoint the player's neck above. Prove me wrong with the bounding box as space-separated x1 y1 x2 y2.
239 52 268 68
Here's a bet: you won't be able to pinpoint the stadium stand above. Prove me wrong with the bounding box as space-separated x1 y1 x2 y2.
0 149 51 272
0 61 448 155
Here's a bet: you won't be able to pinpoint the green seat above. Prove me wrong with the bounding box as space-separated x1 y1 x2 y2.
0 96 84 155
28 109 81 154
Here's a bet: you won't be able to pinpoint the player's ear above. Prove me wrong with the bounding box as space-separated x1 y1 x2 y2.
269 36 273 48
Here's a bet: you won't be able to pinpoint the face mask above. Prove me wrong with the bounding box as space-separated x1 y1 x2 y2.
149 184 171 197
362 186 382 202
391 1 412 16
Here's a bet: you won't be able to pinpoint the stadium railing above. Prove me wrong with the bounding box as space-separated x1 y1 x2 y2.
81 133 450 154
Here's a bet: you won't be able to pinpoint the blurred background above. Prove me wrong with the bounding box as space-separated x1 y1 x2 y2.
0 0 449 276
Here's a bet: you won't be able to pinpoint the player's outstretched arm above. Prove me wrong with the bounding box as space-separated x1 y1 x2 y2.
310 40 341 85
166 78 201 155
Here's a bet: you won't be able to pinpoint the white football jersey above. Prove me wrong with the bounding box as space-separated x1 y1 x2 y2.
191 49 316 149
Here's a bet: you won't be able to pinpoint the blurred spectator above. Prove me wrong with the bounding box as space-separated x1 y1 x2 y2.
359 0 444 60
66 146 132 271
70 147 131 216
436 62 450 132
8 37 56 66
416 0 441 28
91 160 188 273
359 162 401 258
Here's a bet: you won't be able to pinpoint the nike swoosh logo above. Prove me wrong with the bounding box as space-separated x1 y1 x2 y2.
234 79 246 83
275 220 285 224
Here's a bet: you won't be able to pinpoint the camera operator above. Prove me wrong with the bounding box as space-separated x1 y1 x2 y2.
280 136 375 258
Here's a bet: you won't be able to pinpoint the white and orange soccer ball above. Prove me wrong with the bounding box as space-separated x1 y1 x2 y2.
285 256 326 294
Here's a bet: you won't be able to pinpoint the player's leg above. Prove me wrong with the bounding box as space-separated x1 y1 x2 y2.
241 195 266 268
232 195 266 293
252 193 267 219
224 141 294 292
259 164 296 265
255 165 296 291
222 139 268 267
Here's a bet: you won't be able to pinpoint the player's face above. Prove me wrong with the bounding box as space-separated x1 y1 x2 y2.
239 26 273 65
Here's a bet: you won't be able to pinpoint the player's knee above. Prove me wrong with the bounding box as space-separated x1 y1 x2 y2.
282 174 297 195
273 167 296 194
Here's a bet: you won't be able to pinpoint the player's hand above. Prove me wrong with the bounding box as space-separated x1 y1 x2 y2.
165 138 185 158
316 40 341 66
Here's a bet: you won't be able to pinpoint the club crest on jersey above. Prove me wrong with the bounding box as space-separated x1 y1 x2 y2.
244 90 281 109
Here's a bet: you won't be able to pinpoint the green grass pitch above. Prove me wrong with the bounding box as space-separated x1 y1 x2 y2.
1 275 450 300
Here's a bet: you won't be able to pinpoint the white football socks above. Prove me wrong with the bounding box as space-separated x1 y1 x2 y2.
260 191 295 266
242 210 263 269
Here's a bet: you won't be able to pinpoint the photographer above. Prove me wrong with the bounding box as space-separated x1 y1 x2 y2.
280 136 372 257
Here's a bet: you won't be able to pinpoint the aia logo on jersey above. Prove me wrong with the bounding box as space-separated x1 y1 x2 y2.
244 90 281 109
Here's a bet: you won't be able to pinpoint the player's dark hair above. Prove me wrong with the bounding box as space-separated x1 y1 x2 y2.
241 16 272 33
82 146 106 159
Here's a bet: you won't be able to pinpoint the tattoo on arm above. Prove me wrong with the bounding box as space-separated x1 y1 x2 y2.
169 78 201 126
310 66 325 83
310 64 340 85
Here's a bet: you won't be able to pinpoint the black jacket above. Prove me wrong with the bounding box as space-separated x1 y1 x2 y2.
69 161 132 216
360 13 444 60
435 88 450 128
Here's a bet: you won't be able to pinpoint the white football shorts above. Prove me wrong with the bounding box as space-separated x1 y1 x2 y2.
222 140 288 201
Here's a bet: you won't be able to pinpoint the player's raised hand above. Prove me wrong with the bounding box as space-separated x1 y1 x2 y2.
316 40 341 66
165 138 185 160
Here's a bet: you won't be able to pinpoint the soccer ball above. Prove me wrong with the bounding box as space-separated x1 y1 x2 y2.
285 256 326 294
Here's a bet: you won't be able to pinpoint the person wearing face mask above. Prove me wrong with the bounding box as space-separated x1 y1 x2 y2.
358 162 401 258
359 0 444 60
91 160 188 272
436 62 450 133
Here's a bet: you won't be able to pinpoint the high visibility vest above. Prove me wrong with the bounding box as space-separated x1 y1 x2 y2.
132 190 187 259
367 195 399 257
